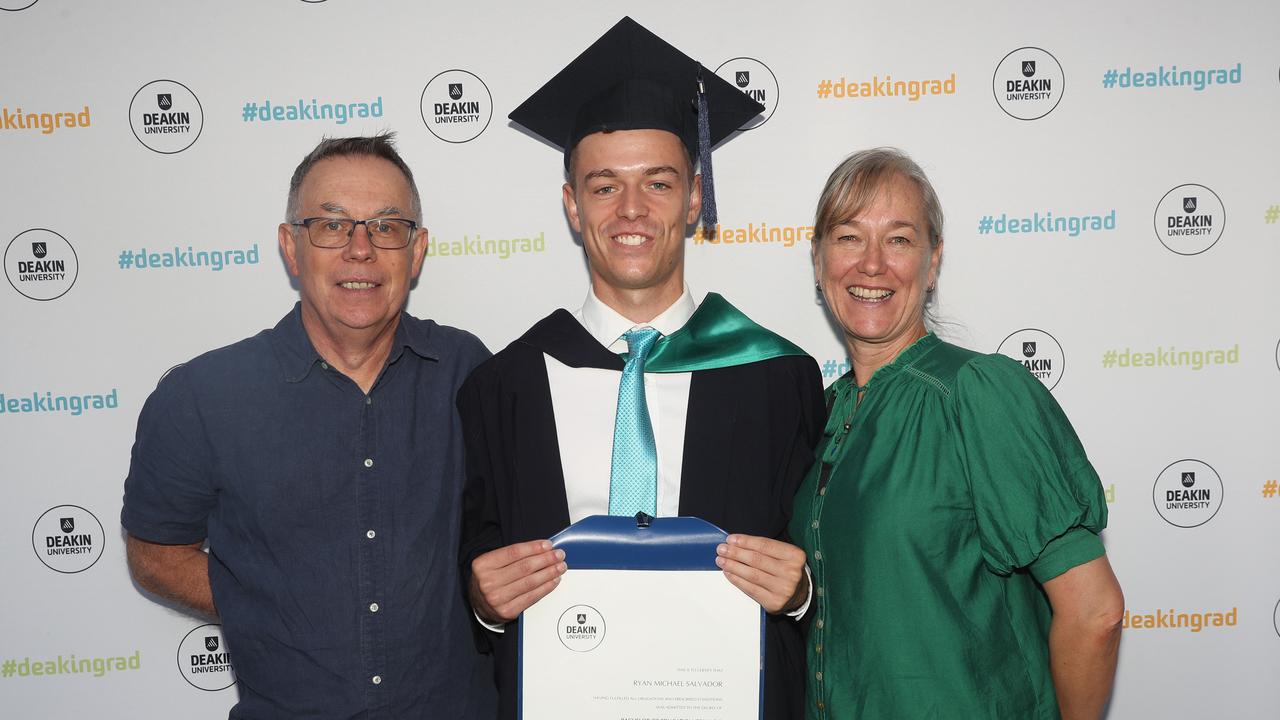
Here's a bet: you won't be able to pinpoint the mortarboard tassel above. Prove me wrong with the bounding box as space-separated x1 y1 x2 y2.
696 71 717 238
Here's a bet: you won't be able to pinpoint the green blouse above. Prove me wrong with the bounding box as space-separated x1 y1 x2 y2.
789 334 1107 720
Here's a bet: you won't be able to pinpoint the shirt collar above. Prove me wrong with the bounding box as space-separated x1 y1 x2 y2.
578 284 697 351
832 332 941 394
272 302 438 383
394 310 442 362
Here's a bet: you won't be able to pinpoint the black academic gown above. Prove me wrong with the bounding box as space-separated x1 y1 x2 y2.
458 307 826 720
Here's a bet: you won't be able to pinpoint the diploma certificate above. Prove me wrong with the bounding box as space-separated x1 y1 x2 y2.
519 516 763 720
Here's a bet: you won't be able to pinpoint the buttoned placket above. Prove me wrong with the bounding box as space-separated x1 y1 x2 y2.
363 397 377 540
315 356 392 709
807 378 867 719
349 367 388 713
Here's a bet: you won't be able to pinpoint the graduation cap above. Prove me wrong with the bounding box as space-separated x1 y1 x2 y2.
508 16 764 229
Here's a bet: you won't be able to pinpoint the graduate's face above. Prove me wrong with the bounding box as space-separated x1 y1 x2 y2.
563 129 701 308
813 172 941 355
279 155 427 341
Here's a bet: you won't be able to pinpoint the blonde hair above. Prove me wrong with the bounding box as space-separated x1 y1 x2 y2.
813 147 943 247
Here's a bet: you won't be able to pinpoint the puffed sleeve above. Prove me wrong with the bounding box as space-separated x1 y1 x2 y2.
120 364 217 544
951 354 1107 582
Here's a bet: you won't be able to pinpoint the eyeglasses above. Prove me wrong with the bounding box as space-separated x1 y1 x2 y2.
290 217 418 249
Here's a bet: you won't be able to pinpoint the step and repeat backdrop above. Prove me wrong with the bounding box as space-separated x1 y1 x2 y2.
2 0 1277 717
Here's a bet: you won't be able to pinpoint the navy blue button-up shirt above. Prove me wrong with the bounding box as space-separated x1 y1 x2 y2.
122 304 496 719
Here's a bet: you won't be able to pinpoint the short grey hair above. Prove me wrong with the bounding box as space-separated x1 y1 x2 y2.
285 131 422 223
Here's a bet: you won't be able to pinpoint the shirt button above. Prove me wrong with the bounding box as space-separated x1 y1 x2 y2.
818 701 825 711
371 675 382 685
811 521 819 529
320 362 329 370
816 619 824 629
819 487 827 496
363 458 374 468
816 586 824 597
814 550 823 561
369 602 380 613
366 530 376 539
365 396 372 405
816 644 823 654
815 671 823 682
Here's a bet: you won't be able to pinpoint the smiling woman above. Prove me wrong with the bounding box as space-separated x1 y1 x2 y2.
812 156 942 380
794 148 1125 720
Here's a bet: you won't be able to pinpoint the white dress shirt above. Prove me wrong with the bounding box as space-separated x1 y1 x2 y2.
545 286 696 522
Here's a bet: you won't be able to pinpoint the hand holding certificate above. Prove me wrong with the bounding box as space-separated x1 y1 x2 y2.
716 534 811 615
520 515 764 720
469 539 567 624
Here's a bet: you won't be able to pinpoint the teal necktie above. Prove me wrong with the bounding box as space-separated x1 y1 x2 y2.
608 328 660 516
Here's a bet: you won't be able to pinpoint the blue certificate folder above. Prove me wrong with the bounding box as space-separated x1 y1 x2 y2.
518 515 765 719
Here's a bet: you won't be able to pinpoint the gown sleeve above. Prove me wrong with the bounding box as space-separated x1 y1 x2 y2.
456 366 506 651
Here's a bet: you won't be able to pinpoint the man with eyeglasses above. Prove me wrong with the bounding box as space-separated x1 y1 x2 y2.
121 133 497 719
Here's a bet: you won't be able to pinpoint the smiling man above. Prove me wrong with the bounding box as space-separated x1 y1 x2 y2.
121 134 496 719
457 18 825 720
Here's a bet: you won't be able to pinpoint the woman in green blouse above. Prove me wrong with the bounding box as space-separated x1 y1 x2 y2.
791 148 1124 720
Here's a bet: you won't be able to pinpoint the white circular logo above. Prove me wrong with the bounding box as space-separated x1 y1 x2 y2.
31 505 104 574
993 47 1064 120
1152 459 1223 528
5 228 78 301
129 79 204 154
714 57 778 131
420 69 493 144
556 604 605 652
1153 183 1225 256
996 328 1065 391
177 624 236 691
0 0 39 10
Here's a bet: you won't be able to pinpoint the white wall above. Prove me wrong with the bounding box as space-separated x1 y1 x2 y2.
2 1 1277 717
